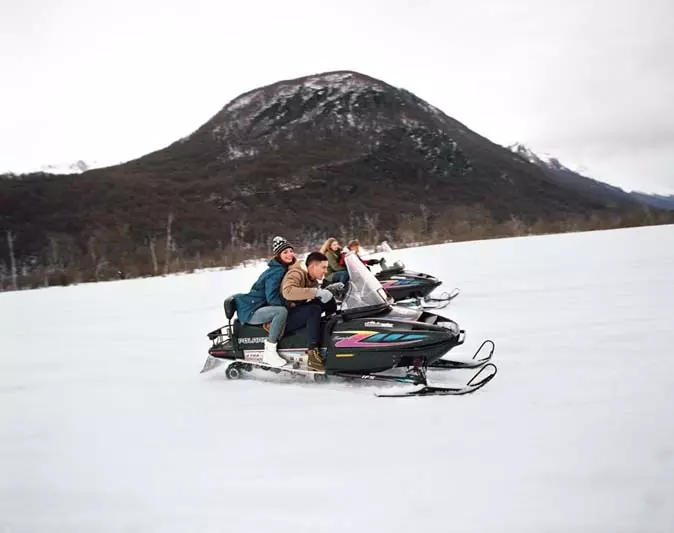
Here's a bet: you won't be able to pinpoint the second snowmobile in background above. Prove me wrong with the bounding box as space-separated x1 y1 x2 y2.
374 242 459 310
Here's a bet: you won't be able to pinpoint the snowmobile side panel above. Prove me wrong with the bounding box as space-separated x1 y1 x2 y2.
376 262 444 302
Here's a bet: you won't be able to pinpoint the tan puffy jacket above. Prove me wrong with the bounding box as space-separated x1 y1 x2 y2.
281 261 319 303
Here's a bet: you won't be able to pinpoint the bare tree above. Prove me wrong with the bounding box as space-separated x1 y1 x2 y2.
347 210 358 238
87 235 102 280
147 234 158 275
0 261 7 290
48 235 61 271
229 217 248 248
419 204 429 234
503 215 526 236
164 213 174 275
6 230 17 291
362 213 380 245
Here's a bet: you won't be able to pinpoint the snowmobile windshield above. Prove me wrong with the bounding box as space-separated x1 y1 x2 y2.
381 259 405 272
379 242 405 271
341 251 391 311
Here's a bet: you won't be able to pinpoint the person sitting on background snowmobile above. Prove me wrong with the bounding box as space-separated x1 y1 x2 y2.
281 251 337 372
320 237 349 285
345 239 383 270
233 236 296 368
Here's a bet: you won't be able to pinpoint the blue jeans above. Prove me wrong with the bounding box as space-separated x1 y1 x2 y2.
332 271 349 284
247 306 288 342
285 298 338 349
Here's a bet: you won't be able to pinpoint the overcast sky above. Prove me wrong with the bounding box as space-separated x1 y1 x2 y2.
1 0 673 193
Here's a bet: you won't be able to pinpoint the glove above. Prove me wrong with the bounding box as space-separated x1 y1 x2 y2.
324 282 345 294
315 288 334 303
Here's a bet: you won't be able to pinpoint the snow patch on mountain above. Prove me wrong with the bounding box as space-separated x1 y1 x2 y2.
226 145 257 160
509 142 548 165
212 72 401 144
508 142 588 173
3 159 104 176
173 70 472 181
223 71 383 118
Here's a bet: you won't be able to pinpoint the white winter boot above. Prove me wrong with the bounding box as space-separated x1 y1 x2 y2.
262 340 287 367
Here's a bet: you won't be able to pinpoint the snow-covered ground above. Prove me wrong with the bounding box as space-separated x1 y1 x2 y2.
1 225 673 533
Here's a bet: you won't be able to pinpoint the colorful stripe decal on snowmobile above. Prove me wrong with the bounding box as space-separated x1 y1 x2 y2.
380 280 423 288
335 330 428 348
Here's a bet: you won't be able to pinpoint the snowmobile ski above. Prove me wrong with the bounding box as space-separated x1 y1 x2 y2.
224 359 327 382
428 339 494 370
429 287 460 302
375 363 497 398
397 287 460 310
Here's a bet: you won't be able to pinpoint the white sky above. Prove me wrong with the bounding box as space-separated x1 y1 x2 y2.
1 0 673 194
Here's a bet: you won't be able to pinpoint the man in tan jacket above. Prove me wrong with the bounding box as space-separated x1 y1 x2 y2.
281 251 337 372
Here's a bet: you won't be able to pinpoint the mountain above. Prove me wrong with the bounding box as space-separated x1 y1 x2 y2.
508 143 674 211
1 159 101 178
0 70 669 286
121 71 638 226
628 191 674 210
39 160 93 174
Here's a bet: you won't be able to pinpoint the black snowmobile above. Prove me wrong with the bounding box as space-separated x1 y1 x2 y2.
375 257 459 310
202 252 496 397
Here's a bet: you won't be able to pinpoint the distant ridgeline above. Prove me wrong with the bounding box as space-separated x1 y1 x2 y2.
1 70 672 290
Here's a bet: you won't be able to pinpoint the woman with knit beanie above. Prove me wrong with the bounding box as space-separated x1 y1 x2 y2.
234 236 296 367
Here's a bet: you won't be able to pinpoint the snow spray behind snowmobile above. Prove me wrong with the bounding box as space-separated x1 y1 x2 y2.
202 252 496 397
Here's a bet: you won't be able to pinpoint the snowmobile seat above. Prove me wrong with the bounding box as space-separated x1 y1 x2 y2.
378 262 405 276
223 294 240 320
341 303 390 321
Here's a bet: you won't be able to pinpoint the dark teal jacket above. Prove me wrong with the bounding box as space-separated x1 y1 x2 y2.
234 258 289 324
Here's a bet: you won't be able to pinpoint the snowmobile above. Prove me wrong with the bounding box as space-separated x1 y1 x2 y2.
376 258 459 310
202 252 497 397
374 243 458 310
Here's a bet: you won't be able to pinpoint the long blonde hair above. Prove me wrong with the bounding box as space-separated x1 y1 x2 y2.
320 237 339 255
